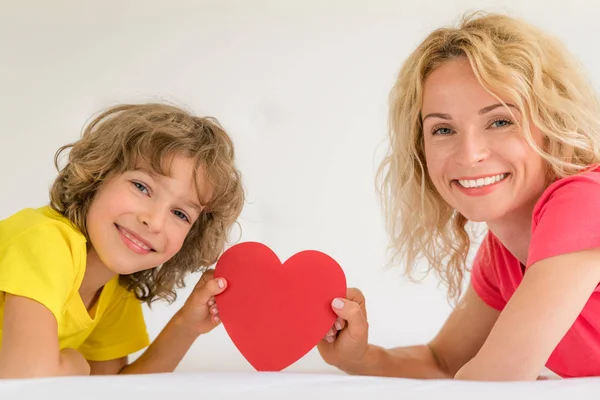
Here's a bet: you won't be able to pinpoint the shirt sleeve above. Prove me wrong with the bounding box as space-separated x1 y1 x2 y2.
527 173 600 268
0 223 78 324
470 232 506 311
78 288 150 361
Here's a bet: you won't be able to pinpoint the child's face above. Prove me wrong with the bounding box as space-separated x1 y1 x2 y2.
85 154 212 275
420 57 548 223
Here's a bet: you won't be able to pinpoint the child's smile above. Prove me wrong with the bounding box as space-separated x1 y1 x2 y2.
85 154 212 277
115 223 156 254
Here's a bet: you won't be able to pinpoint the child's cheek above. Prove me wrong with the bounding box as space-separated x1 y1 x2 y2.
166 229 189 256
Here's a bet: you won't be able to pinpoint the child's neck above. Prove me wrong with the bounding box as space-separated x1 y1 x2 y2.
81 247 117 311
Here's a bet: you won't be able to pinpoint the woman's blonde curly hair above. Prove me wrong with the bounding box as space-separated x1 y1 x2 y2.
376 11 600 304
50 103 245 305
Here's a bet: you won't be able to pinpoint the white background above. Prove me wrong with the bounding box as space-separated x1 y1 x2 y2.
1 0 598 373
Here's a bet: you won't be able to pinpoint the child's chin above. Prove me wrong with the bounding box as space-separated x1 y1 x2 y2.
106 263 142 276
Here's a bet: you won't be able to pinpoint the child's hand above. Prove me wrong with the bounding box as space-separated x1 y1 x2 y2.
177 269 227 336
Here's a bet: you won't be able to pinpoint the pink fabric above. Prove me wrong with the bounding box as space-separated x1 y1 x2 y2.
471 166 600 378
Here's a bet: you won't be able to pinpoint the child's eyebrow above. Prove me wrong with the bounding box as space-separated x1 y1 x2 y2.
134 166 160 177
186 200 204 214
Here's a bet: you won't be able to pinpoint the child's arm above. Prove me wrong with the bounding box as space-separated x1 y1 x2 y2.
87 270 226 375
0 294 90 378
87 311 196 375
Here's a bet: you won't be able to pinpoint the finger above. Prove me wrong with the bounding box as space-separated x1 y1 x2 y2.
323 317 345 341
194 277 227 304
330 298 368 341
321 331 335 343
196 269 216 288
209 303 221 323
346 287 366 306
346 288 364 301
345 288 368 319
207 296 215 307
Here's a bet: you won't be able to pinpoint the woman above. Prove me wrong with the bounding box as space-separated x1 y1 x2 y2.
318 11 600 381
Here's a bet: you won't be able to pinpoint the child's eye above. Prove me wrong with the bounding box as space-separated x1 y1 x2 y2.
490 118 512 128
173 210 190 223
132 181 150 195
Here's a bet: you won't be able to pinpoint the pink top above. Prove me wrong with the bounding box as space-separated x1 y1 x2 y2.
471 166 600 378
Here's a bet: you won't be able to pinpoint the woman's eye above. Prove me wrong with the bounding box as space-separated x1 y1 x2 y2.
491 119 512 128
433 127 453 135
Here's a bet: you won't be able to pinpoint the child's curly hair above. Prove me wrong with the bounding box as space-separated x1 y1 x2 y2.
49 103 245 305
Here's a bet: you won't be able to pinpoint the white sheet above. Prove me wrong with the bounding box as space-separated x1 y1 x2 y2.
1 372 599 399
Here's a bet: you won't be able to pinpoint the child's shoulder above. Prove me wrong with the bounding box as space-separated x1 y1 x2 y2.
0 205 85 249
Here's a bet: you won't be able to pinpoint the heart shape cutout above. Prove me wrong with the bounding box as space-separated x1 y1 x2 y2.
214 241 347 371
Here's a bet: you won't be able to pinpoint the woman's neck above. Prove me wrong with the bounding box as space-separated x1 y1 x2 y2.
485 200 538 265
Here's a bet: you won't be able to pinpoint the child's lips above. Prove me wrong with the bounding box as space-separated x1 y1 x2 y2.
115 224 155 253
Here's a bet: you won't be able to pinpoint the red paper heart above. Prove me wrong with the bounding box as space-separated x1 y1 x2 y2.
213 241 347 371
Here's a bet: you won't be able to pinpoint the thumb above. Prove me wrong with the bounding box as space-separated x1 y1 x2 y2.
194 277 227 304
331 297 368 341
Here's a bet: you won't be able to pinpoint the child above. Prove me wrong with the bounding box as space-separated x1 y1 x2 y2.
318 11 600 380
0 103 244 378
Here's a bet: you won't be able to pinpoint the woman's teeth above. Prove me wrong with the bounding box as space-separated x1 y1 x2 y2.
458 173 507 188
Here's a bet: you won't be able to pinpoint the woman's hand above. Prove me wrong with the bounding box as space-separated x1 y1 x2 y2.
316 288 370 372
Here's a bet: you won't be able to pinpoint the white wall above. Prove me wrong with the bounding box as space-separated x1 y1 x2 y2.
1 0 599 373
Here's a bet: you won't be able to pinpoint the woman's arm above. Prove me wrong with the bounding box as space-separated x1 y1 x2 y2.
455 248 600 381
319 284 500 378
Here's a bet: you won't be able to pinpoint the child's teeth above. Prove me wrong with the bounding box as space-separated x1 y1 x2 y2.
121 228 150 250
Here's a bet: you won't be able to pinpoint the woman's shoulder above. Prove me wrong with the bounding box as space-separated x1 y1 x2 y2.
527 164 600 266
543 164 600 193
534 164 600 217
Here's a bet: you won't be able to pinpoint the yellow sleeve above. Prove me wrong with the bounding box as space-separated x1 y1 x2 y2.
78 288 150 361
0 223 80 324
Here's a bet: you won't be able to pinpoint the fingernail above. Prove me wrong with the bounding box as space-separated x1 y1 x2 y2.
335 321 342 330
214 316 220 322
332 298 344 309
208 300 215 306
326 335 334 343
217 278 224 288
212 308 218 314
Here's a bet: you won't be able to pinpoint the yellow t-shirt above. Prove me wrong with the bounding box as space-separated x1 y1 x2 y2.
0 206 150 361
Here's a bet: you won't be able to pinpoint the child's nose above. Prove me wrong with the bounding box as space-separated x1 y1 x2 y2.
140 207 167 232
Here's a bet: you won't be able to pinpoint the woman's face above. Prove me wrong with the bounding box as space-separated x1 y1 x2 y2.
421 57 547 223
